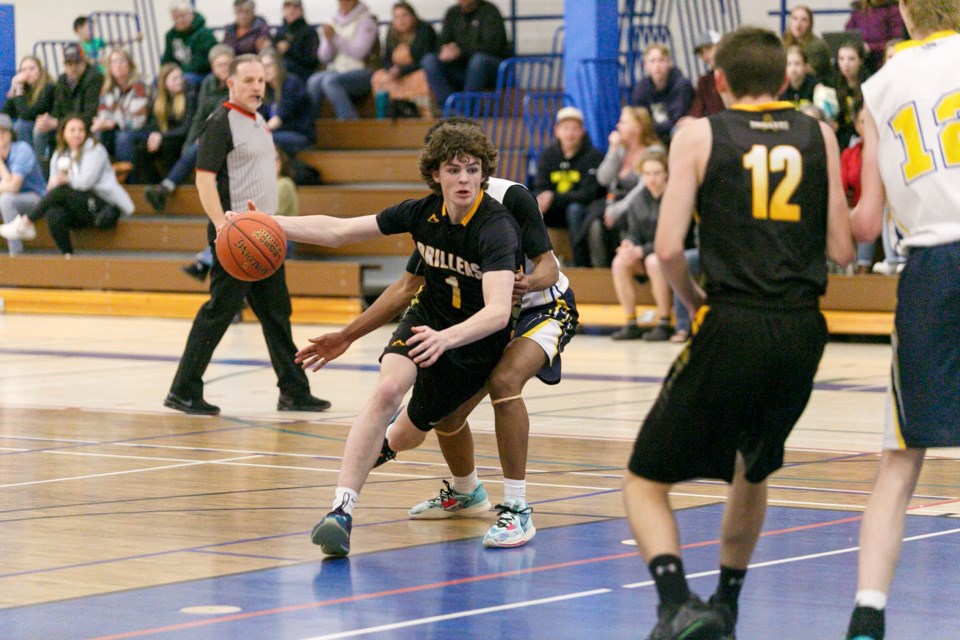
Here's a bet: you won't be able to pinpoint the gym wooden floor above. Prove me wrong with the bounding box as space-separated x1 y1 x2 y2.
1 314 958 639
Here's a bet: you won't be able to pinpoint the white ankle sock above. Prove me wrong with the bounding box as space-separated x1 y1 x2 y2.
333 487 358 515
452 470 479 495
855 589 887 610
503 478 526 504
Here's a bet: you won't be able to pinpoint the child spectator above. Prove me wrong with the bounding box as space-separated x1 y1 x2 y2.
841 103 875 273
133 63 197 185
781 4 834 83
370 1 438 118
844 0 904 73
780 46 821 109
74 15 143 72
631 44 693 144
533 106 604 267
2 56 56 147
0 115 134 255
91 48 151 165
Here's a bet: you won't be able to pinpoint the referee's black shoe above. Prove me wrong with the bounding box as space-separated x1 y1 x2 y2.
278 393 331 412
163 392 221 416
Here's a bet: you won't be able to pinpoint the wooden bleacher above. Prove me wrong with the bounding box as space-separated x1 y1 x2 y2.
0 119 897 334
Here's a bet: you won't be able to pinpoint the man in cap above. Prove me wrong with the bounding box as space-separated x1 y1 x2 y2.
533 106 604 266
32 43 103 173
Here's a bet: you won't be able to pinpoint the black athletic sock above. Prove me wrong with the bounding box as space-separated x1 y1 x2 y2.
712 566 746 620
847 605 885 639
372 438 396 468
648 554 690 608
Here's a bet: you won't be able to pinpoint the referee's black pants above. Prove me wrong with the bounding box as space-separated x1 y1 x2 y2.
169 237 311 401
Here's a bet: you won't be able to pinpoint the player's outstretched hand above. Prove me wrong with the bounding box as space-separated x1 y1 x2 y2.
295 332 352 372
406 325 449 368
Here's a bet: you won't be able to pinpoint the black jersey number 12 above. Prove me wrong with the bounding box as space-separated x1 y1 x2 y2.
742 144 802 222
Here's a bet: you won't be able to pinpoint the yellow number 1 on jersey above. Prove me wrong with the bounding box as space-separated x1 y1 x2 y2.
889 90 960 184
742 144 803 222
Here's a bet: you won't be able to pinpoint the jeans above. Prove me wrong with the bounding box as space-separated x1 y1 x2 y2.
673 248 700 333
0 191 42 255
272 130 312 158
856 240 875 268
306 69 373 119
165 142 199 187
421 52 501 109
13 119 34 147
564 202 591 267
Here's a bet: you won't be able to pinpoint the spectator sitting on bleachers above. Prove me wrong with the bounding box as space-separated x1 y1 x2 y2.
533 106 603 267
631 43 693 145
133 63 197 186
845 0 903 74
421 0 510 111
0 114 46 256
607 149 681 341
2 56 56 148
32 43 104 176
841 102 876 274
682 30 724 122
273 0 320 83
833 40 868 149
91 48 151 165
307 0 379 120
223 0 272 56
782 4 834 84
583 106 664 268
779 45 821 109
161 1 218 87
259 48 315 157
0 114 133 255
144 44 234 213
370 1 438 118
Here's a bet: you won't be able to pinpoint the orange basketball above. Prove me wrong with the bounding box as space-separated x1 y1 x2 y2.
215 211 287 281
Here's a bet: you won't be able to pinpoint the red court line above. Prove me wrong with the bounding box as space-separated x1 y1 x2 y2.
86 495 960 640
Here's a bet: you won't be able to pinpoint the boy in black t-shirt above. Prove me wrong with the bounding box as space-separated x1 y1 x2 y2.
269 123 522 557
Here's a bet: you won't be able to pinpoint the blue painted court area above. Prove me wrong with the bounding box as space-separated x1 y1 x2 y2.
5 505 958 640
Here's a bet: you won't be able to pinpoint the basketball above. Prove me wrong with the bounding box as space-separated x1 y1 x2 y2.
215 211 287 281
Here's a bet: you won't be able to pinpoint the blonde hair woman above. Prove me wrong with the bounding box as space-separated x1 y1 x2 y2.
2 56 55 146
91 48 151 164
134 63 197 184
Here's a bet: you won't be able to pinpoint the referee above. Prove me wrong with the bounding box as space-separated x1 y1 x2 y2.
164 54 329 416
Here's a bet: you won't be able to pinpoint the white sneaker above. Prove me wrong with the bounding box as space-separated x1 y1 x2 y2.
482 499 536 548
0 216 36 241
871 261 899 275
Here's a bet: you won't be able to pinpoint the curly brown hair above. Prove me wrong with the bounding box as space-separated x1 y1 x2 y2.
418 122 497 194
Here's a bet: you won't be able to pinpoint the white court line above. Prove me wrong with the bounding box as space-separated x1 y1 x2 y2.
299 589 612 640
0 434 100 444
0 447 29 451
623 527 960 588
0 455 262 488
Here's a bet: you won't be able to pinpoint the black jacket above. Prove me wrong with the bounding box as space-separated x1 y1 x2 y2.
51 65 104 125
2 82 56 121
274 16 320 82
533 136 604 228
439 0 510 61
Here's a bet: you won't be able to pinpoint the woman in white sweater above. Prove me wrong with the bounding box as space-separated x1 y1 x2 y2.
0 115 134 254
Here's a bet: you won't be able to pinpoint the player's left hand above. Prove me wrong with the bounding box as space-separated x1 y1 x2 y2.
407 325 449 367
512 273 529 302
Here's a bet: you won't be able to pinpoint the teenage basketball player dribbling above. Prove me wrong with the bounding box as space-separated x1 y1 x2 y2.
621 27 853 639
844 2 960 639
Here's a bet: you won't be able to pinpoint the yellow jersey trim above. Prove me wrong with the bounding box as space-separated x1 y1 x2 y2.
441 192 484 226
894 30 958 54
731 101 796 113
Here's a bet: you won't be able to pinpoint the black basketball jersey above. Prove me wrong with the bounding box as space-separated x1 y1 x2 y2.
697 104 829 308
377 192 522 329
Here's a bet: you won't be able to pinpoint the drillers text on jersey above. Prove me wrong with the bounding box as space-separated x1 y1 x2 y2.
416 242 483 279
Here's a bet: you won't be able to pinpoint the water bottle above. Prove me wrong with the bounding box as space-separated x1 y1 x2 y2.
375 91 389 119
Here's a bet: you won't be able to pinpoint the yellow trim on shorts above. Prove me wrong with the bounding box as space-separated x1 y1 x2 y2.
692 305 710 335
